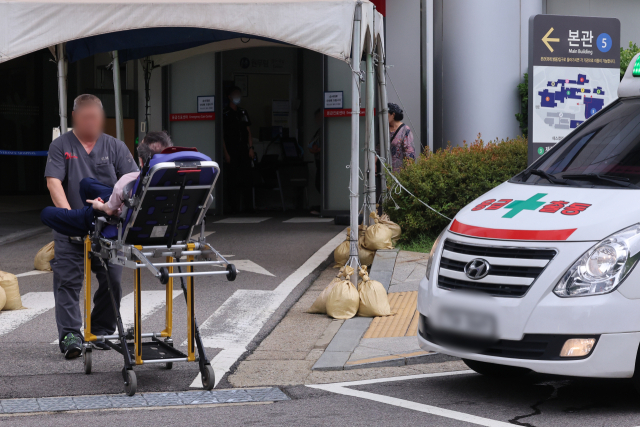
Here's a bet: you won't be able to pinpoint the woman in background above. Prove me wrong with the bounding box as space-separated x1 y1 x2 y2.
387 103 415 172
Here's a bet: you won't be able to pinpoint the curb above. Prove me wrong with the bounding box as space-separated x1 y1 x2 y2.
0 226 49 247
311 249 399 371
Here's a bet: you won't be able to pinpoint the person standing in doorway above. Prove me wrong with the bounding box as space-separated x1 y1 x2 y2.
45 94 139 359
308 108 323 215
387 103 415 172
223 86 254 213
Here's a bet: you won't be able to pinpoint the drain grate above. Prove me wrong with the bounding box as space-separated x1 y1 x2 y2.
0 387 289 414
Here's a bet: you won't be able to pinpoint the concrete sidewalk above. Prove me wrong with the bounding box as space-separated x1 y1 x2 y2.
228 250 465 388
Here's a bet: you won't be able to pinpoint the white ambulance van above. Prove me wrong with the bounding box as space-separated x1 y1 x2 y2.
418 53 640 388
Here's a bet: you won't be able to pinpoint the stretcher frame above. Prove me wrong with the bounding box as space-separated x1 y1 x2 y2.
82 153 236 396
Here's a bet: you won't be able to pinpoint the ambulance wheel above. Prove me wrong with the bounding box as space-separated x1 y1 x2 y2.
463 359 530 378
83 349 92 375
226 264 237 281
201 365 215 390
124 369 137 396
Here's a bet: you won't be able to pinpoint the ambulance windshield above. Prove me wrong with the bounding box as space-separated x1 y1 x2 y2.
516 97 640 188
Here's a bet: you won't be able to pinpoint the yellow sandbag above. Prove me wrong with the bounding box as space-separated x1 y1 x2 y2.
333 228 351 268
308 266 354 314
34 241 55 271
363 212 393 250
326 274 359 320
0 286 6 311
357 266 391 317
358 233 375 266
379 214 402 244
0 271 24 310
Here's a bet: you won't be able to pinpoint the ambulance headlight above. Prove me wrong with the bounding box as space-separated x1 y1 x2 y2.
554 225 640 297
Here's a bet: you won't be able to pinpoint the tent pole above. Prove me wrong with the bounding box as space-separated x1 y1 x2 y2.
365 50 375 225
376 45 390 199
57 44 68 134
112 50 124 141
349 4 362 285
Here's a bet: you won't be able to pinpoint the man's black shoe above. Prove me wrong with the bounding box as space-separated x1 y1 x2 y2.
92 341 111 351
61 333 83 359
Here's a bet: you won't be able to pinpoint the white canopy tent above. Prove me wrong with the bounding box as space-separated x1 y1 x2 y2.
0 0 390 282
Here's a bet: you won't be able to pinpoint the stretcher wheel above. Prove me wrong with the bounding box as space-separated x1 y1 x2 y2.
83 349 92 375
201 365 214 390
124 369 137 396
165 362 173 370
159 267 170 285
226 264 237 281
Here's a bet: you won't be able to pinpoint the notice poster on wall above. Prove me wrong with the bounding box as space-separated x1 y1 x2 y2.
272 100 290 127
528 15 620 164
324 91 343 109
197 95 215 113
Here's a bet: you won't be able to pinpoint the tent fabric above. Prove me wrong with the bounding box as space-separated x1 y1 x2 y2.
66 27 283 63
0 0 383 65
148 38 285 68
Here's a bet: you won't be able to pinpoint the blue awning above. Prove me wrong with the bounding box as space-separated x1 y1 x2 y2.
66 27 280 63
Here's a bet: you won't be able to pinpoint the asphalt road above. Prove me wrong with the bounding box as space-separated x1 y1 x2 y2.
5 370 640 426
0 214 344 398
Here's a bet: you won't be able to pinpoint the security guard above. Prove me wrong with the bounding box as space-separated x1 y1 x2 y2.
45 94 139 359
222 86 254 212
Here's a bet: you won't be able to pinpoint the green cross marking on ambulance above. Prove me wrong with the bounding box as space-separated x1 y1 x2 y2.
502 193 547 218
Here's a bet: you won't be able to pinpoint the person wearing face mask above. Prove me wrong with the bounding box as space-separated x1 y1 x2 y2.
223 86 254 213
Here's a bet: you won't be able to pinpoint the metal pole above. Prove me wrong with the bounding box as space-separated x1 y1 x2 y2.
112 50 124 141
56 44 68 134
376 45 390 197
349 4 362 285
365 51 375 225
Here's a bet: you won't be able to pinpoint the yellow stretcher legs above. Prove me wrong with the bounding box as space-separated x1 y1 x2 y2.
161 256 173 338
186 243 196 362
84 237 97 343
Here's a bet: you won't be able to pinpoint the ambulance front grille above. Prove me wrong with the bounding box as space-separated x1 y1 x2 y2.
436 240 556 298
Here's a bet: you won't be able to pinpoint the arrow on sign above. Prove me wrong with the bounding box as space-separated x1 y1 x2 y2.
542 27 560 52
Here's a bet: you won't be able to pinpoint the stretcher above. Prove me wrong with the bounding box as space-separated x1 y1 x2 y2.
82 147 236 396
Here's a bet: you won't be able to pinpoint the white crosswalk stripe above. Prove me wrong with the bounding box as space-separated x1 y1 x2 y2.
51 290 182 344
0 292 56 337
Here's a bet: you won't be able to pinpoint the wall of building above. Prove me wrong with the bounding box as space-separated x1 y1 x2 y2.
385 0 421 150
168 52 216 158
324 56 366 213
546 0 640 47
137 61 163 140
433 0 542 149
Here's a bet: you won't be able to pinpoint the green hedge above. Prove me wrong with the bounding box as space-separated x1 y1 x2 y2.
383 135 528 241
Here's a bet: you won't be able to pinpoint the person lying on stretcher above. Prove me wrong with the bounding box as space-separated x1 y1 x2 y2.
41 132 173 237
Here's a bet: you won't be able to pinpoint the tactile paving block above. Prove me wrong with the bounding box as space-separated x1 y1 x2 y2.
73 395 113 410
1 398 41 414
142 393 184 407
37 397 77 412
108 394 148 408
0 387 289 414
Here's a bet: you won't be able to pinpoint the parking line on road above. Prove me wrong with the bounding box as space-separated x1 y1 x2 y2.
15 270 51 278
214 218 271 224
191 230 345 388
308 370 513 427
0 292 56 337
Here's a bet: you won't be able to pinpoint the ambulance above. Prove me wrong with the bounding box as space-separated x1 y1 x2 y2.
418 53 640 388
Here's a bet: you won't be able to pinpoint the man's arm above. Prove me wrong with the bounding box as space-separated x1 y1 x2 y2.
46 177 71 210
247 126 254 158
223 138 231 163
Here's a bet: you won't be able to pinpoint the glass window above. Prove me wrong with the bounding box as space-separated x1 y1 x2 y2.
515 98 640 187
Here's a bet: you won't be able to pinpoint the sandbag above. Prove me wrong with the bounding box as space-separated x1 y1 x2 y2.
308 266 354 314
0 286 6 311
333 229 351 268
379 214 402 244
358 226 375 266
0 271 24 310
357 266 391 317
34 241 55 271
326 272 360 320
363 212 393 250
